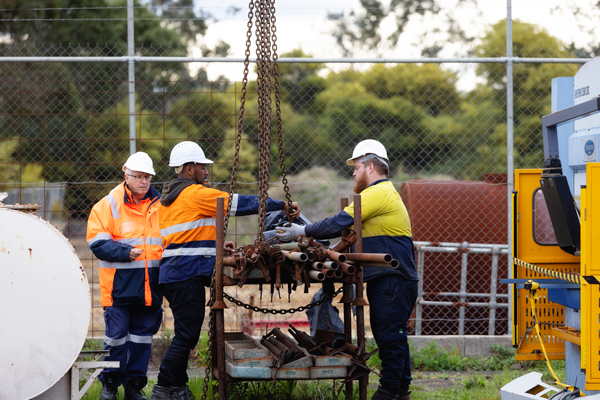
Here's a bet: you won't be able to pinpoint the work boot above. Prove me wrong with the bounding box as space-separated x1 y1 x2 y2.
397 390 411 400
100 382 118 400
124 380 148 400
149 385 172 400
371 386 400 400
171 385 195 400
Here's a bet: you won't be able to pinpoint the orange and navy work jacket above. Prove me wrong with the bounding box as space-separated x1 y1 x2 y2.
86 182 163 307
158 179 286 285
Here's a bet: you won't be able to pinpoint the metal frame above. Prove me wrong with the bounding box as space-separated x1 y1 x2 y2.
414 242 510 335
211 195 368 400
70 351 119 400
542 97 600 160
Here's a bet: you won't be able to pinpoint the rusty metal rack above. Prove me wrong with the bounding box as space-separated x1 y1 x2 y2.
210 195 394 400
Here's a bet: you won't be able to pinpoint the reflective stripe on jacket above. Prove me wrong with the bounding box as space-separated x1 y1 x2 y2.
158 185 228 284
86 182 163 307
158 182 286 285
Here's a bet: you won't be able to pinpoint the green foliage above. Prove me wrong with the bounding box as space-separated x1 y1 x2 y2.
463 374 487 389
361 64 461 116
409 342 517 372
0 139 44 185
277 49 327 113
193 332 210 367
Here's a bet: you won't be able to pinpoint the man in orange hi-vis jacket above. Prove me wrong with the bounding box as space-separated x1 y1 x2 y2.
149 141 299 400
87 152 164 400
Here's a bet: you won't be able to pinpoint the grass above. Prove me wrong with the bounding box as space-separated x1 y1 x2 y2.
81 339 567 400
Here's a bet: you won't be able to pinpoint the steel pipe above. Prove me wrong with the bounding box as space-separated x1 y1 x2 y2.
360 260 399 269
311 262 324 270
326 249 347 263
352 194 368 400
339 262 356 275
340 197 353 400
333 270 344 279
323 268 335 279
277 243 300 250
281 250 308 262
308 270 325 281
323 261 339 270
345 253 392 263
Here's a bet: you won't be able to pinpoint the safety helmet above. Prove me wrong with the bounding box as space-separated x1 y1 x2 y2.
346 139 389 166
124 152 155 175
169 141 214 167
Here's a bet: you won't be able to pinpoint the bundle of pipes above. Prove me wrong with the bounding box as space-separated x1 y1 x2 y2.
222 235 398 289
260 327 306 368
286 324 381 382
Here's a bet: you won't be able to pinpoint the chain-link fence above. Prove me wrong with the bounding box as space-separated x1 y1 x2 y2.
0 3 590 338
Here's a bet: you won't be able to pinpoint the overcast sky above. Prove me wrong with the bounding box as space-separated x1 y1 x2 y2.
189 0 600 81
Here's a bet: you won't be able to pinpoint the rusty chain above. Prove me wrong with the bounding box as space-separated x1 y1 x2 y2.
203 2 255 399
224 286 344 315
270 0 294 215
203 1 295 397
255 0 272 245
223 0 255 237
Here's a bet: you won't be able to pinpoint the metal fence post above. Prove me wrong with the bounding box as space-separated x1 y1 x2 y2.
416 246 425 335
127 0 136 155
506 0 514 337
459 243 469 335
489 246 500 335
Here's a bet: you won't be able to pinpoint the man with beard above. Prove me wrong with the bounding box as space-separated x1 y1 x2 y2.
276 139 418 400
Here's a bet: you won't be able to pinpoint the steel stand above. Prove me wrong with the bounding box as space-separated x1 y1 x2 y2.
212 197 228 399
339 197 354 400
211 195 368 400
352 194 369 400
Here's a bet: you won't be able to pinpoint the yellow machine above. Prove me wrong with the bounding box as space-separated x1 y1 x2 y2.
502 58 600 399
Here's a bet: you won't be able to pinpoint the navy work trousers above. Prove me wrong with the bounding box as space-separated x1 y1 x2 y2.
99 304 163 388
367 274 418 392
157 276 206 387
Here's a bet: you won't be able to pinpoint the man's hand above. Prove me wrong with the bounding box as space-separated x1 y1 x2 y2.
129 247 143 261
284 201 301 219
224 241 236 254
275 223 305 242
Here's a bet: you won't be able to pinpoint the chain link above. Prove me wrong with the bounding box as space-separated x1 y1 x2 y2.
270 0 294 214
255 0 272 245
223 286 344 315
204 2 298 396
223 1 254 237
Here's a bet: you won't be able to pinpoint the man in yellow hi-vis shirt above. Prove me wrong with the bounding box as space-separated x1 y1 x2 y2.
276 139 419 400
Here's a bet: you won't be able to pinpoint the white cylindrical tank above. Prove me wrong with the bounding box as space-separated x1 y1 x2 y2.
0 208 91 400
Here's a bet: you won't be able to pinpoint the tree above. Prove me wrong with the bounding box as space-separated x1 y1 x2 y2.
277 50 327 113
327 0 477 56
474 20 579 170
360 63 461 116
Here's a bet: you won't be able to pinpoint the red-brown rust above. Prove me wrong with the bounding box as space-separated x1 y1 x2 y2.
345 253 392 263
326 249 347 263
360 260 399 269
332 231 357 253
352 194 368 400
338 262 356 275
340 197 353 400
322 268 335 278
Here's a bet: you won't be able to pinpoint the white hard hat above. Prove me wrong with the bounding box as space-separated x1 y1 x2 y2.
169 141 214 167
346 139 389 166
124 152 155 175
